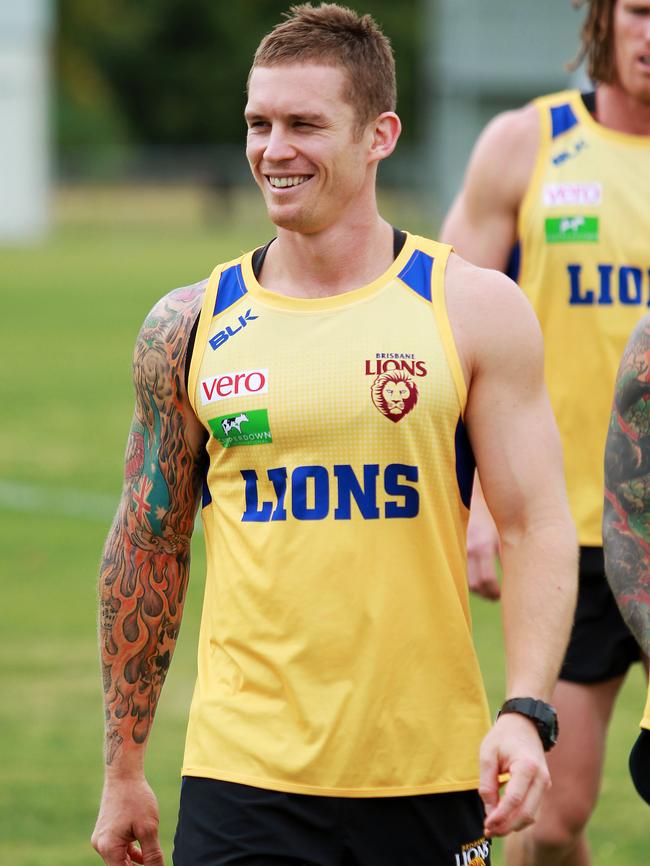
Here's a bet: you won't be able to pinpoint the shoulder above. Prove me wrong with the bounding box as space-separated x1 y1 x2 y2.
444 252 543 382
141 279 208 341
476 102 540 155
133 279 209 397
457 102 541 217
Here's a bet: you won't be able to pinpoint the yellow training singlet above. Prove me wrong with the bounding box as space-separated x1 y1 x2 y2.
183 233 491 796
517 90 650 546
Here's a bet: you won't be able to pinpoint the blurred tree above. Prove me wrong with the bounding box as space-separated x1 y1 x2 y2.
56 0 420 157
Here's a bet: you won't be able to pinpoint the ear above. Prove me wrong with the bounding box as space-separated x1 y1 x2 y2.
367 112 402 164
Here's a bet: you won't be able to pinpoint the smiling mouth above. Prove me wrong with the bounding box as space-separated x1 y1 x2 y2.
266 175 313 189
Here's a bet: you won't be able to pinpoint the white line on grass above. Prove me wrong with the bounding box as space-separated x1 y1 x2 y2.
0 479 204 533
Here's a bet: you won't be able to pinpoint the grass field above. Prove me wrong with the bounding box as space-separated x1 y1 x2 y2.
1 186 647 865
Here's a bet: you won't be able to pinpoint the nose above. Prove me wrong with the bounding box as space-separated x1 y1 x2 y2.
263 124 296 162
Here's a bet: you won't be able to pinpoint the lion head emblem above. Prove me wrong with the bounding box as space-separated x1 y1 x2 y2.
371 370 419 422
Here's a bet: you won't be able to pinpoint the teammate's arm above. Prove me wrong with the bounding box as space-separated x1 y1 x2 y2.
92 284 207 866
603 315 650 659
440 104 538 268
447 256 578 837
440 106 540 600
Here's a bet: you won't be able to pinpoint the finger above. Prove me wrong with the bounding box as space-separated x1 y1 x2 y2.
508 764 551 833
127 842 145 864
478 747 500 823
91 835 131 866
484 759 537 836
467 546 500 600
477 554 501 600
138 830 165 866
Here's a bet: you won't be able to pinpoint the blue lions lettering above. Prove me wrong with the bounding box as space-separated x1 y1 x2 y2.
568 264 650 306
241 463 419 522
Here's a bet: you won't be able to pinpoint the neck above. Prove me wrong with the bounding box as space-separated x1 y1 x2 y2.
595 84 650 135
259 210 396 299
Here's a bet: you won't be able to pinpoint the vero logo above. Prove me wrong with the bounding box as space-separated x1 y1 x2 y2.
200 369 268 406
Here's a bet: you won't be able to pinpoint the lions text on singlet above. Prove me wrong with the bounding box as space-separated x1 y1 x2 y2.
516 90 650 546
183 234 490 796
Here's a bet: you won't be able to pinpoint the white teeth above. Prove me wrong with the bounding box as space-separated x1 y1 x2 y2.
268 175 309 188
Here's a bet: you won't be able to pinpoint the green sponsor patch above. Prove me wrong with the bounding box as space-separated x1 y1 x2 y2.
545 216 598 243
208 409 272 448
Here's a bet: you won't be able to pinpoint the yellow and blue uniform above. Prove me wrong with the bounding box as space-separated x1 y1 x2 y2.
515 89 650 546
183 233 491 797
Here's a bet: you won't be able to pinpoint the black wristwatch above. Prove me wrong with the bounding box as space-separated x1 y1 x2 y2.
497 697 559 751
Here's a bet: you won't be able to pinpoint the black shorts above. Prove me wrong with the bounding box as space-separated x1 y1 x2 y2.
629 729 650 805
173 777 491 866
559 546 641 684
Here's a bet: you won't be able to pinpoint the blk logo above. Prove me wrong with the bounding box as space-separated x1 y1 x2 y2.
210 308 258 350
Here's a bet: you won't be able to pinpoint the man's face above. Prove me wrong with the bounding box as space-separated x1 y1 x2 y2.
613 1 650 102
245 64 372 234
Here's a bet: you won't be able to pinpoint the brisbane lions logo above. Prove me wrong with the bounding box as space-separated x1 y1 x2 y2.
371 370 419 422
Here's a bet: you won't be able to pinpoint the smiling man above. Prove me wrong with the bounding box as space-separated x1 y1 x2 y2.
441 1 650 863
91 5 576 866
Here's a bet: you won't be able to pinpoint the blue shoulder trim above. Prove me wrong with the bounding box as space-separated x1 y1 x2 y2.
455 416 475 510
397 250 434 302
213 264 247 316
550 103 578 139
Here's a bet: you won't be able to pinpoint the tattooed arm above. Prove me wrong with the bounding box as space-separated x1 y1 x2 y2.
92 282 207 866
603 315 650 659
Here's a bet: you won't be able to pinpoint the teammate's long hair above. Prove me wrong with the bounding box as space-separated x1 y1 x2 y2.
569 0 616 84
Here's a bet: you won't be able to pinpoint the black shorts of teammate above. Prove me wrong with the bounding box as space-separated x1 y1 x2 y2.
559 546 641 683
173 777 491 866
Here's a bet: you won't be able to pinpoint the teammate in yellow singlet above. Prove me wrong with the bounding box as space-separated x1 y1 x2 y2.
604 314 650 807
92 6 577 866
442 1 650 863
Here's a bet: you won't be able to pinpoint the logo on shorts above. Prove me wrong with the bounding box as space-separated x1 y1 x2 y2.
200 369 268 406
453 836 490 866
208 409 272 447
545 215 599 243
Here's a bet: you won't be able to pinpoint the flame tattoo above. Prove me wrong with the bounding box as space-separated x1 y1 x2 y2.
98 281 207 765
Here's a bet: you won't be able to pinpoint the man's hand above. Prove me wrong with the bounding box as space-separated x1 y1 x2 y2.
92 776 164 866
479 712 551 838
467 484 501 600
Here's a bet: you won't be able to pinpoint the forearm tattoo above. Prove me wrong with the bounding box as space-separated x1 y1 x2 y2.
603 316 650 658
99 284 206 765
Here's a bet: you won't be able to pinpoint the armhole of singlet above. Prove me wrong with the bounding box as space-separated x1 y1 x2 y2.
581 90 596 115
184 242 274 407
428 243 468 416
186 265 226 416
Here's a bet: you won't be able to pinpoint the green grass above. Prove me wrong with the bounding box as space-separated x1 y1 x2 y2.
1 187 647 865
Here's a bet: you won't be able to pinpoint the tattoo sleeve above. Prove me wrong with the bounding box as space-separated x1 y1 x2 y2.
99 283 207 767
603 316 650 658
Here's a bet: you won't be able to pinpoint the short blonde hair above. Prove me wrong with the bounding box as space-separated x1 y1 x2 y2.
249 3 396 129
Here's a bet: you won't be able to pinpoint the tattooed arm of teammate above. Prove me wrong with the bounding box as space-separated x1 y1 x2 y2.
603 314 650 659
92 282 207 866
